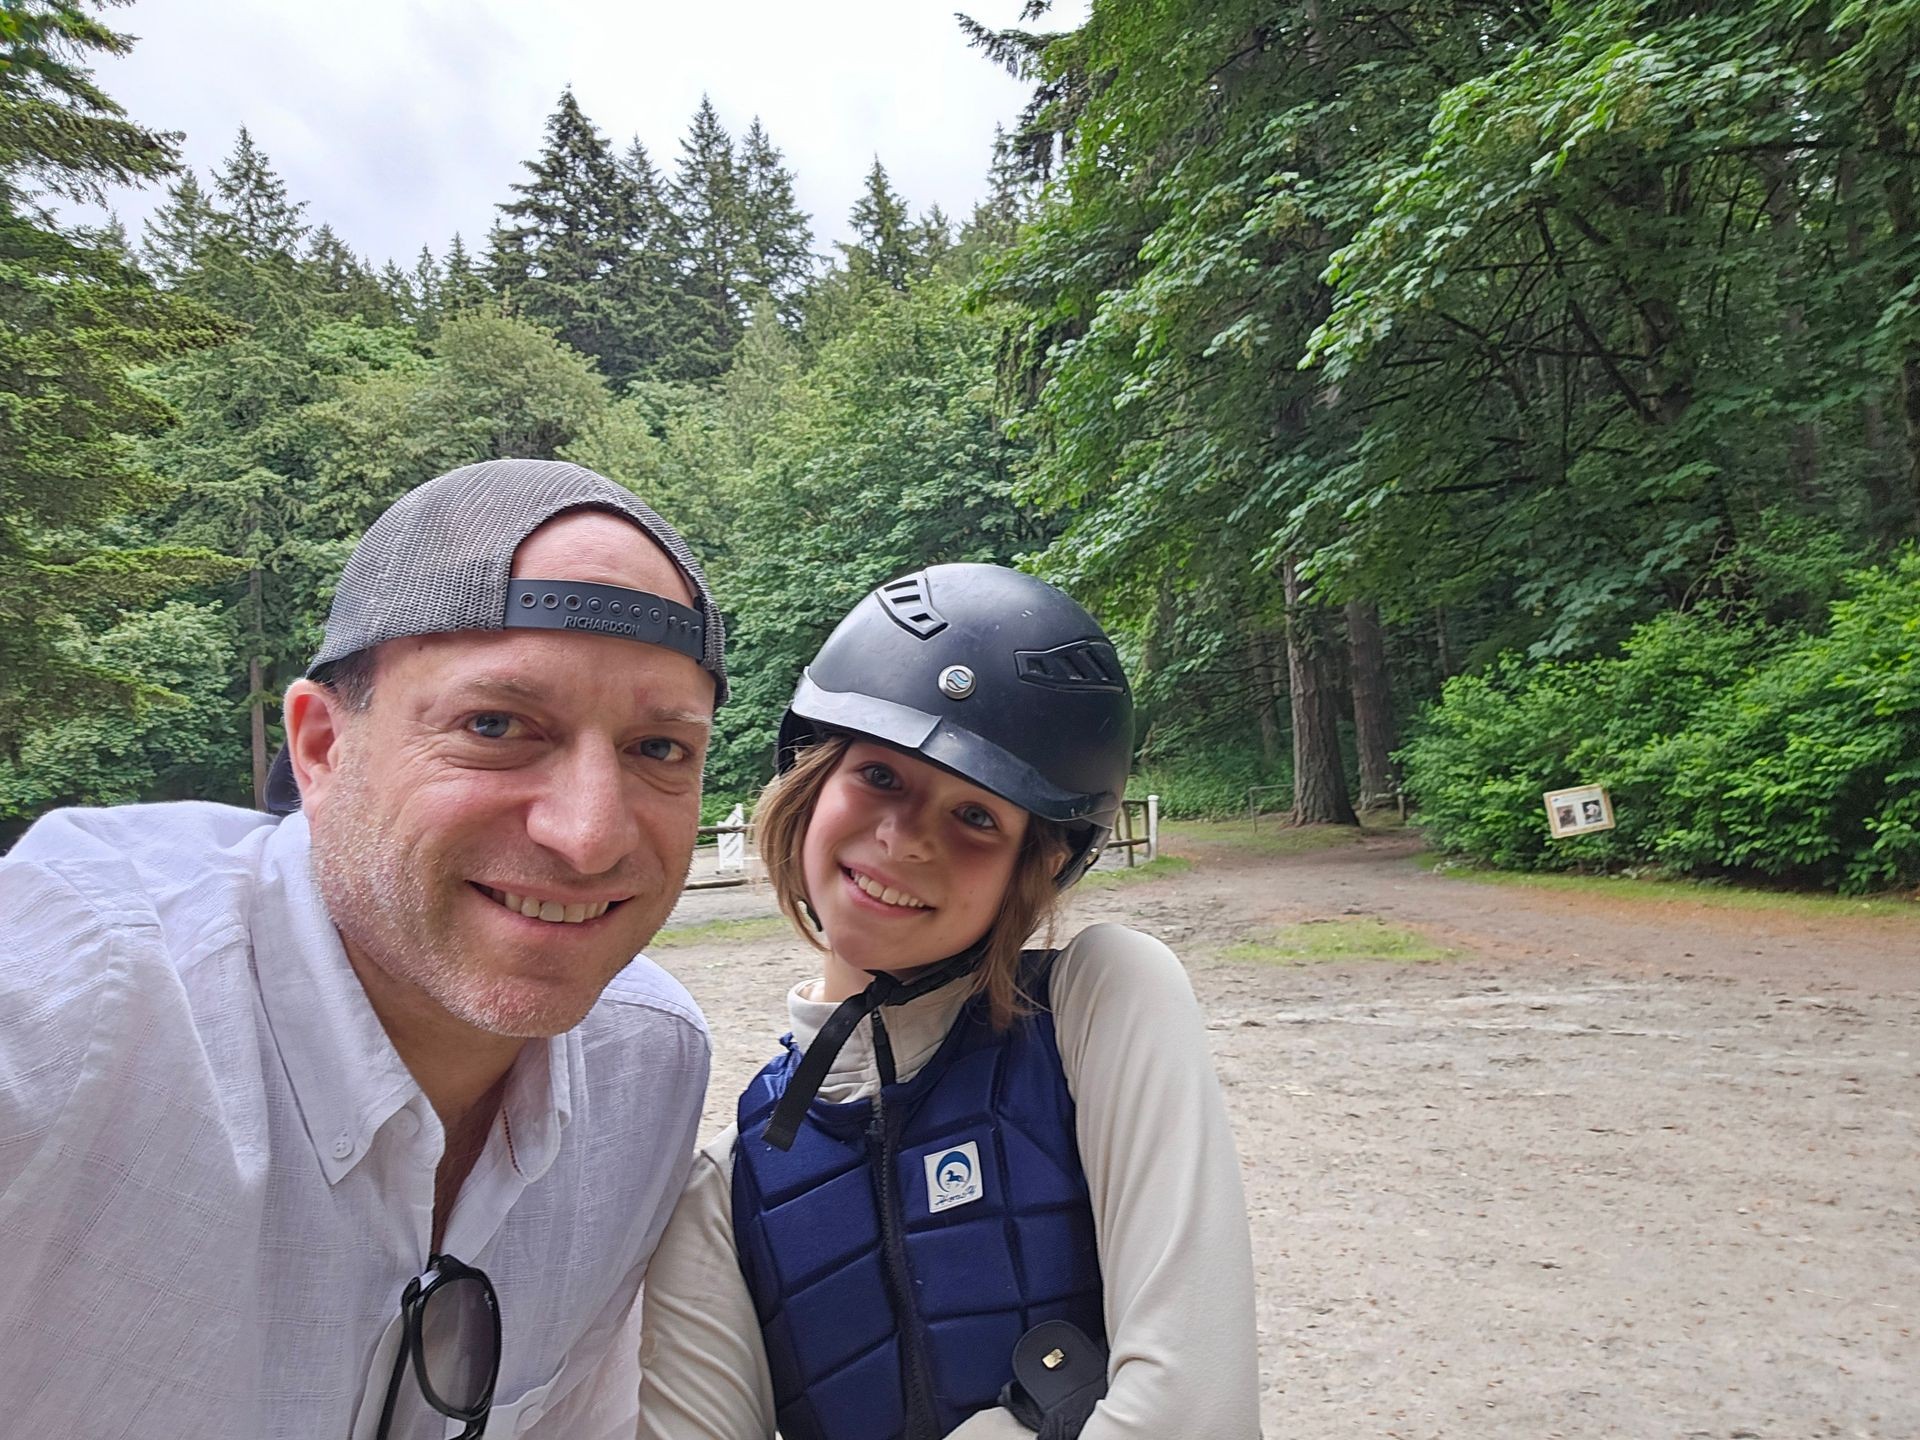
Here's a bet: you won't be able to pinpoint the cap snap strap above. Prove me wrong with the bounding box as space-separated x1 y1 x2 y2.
504 579 706 665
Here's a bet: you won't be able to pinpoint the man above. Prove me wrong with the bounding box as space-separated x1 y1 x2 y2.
0 459 724 1438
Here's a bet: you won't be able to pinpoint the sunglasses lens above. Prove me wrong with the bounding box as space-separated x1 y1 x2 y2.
418 1274 496 1414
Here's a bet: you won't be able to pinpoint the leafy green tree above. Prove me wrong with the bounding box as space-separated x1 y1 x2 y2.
0 601 246 820
706 278 1055 790
309 310 624 522
0 0 235 759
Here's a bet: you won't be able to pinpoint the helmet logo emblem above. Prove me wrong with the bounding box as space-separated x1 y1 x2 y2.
938 664 976 700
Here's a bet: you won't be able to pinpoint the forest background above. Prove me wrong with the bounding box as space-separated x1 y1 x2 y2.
5 0 1920 894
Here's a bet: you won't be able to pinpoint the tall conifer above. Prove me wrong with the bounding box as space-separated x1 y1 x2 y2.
486 88 635 379
0 0 233 758
667 95 749 377
610 137 679 378
738 117 814 324
843 157 915 291
141 171 216 288
440 231 490 314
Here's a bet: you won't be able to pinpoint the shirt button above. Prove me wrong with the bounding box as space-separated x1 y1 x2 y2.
331 1135 353 1160
516 1405 544 1434
390 1110 419 1139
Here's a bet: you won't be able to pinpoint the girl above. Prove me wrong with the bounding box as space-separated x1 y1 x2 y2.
638 564 1260 1440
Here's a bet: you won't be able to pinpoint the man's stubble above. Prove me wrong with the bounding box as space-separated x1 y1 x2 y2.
309 747 648 1041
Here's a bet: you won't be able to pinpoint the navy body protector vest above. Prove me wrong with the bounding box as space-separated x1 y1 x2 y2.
731 952 1105 1440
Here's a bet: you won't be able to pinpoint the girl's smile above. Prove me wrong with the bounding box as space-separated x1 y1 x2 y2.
802 740 1028 1000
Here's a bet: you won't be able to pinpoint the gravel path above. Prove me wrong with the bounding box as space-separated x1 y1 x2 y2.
653 825 1920 1439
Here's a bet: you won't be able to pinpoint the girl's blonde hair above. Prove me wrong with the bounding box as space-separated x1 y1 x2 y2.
753 733 1070 1029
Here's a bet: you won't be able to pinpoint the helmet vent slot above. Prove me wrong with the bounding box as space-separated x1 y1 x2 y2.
877 574 948 639
1016 641 1126 692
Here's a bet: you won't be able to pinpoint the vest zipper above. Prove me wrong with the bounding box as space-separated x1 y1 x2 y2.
868 1083 941 1440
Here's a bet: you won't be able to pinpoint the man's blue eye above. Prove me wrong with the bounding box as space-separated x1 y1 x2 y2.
468 714 512 739
637 737 687 762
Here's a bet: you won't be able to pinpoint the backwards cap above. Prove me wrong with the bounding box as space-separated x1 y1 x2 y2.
308 457 726 702
264 458 723 816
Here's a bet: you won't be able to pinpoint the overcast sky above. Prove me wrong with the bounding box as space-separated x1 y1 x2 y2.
78 0 1083 270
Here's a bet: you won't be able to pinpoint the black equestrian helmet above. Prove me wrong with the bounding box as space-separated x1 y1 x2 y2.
778 563 1134 887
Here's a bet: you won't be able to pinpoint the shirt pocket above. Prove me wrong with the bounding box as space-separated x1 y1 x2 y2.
456 1357 567 1438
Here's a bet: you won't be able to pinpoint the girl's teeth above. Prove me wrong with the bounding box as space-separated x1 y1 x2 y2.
852 871 925 908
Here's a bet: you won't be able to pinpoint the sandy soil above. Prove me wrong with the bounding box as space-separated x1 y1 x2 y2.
656 826 1920 1439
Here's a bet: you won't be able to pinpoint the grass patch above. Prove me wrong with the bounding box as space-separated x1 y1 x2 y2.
649 915 788 949
1224 917 1456 965
1434 862 1920 921
1164 817 1370 857
1080 854 1194 889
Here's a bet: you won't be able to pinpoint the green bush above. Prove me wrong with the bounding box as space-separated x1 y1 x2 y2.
1402 554 1920 892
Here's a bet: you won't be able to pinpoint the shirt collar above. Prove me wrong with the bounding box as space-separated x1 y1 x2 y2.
498 1017 577 1183
251 813 574 1186
788 976 968 1098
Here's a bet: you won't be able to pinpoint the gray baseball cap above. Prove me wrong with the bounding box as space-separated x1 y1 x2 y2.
307 457 727 702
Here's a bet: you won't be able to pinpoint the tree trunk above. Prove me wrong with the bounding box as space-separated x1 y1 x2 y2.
1283 559 1356 826
249 566 268 810
1435 604 1454 679
1346 598 1398 810
1865 73 1920 526
1758 149 1822 505
1249 628 1281 768
1843 150 1911 543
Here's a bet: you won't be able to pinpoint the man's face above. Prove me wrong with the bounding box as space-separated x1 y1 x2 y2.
299 513 714 1039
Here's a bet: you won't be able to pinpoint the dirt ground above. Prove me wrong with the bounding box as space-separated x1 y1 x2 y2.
656 825 1920 1439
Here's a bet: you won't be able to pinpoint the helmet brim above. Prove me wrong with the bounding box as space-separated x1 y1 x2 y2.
784 672 1120 827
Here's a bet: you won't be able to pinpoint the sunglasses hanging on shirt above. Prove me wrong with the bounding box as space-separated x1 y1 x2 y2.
376 1253 502 1439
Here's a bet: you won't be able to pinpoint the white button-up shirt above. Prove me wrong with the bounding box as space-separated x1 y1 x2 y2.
0 802 709 1439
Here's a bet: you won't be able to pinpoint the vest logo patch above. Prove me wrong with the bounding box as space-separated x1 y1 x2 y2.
923 1141 984 1213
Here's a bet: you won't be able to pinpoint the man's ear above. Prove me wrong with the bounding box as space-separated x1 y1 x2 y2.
283 679 353 812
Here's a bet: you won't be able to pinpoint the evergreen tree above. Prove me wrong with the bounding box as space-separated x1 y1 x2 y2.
409 245 440 322
738 117 814 324
914 204 954 273
198 128 311 328
486 88 634 379
0 0 235 760
144 132 339 804
302 222 390 322
439 231 491 314
140 170 216 288
960 126 1029 252
667 95 750 377
210 126 306 260
842 157 916 291
377 257 415 321
609 137 679 378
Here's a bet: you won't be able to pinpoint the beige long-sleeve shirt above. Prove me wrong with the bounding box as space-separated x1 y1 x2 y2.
637 922 1261 1439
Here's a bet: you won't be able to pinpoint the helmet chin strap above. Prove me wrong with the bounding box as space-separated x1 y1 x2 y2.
760 941 987 1151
